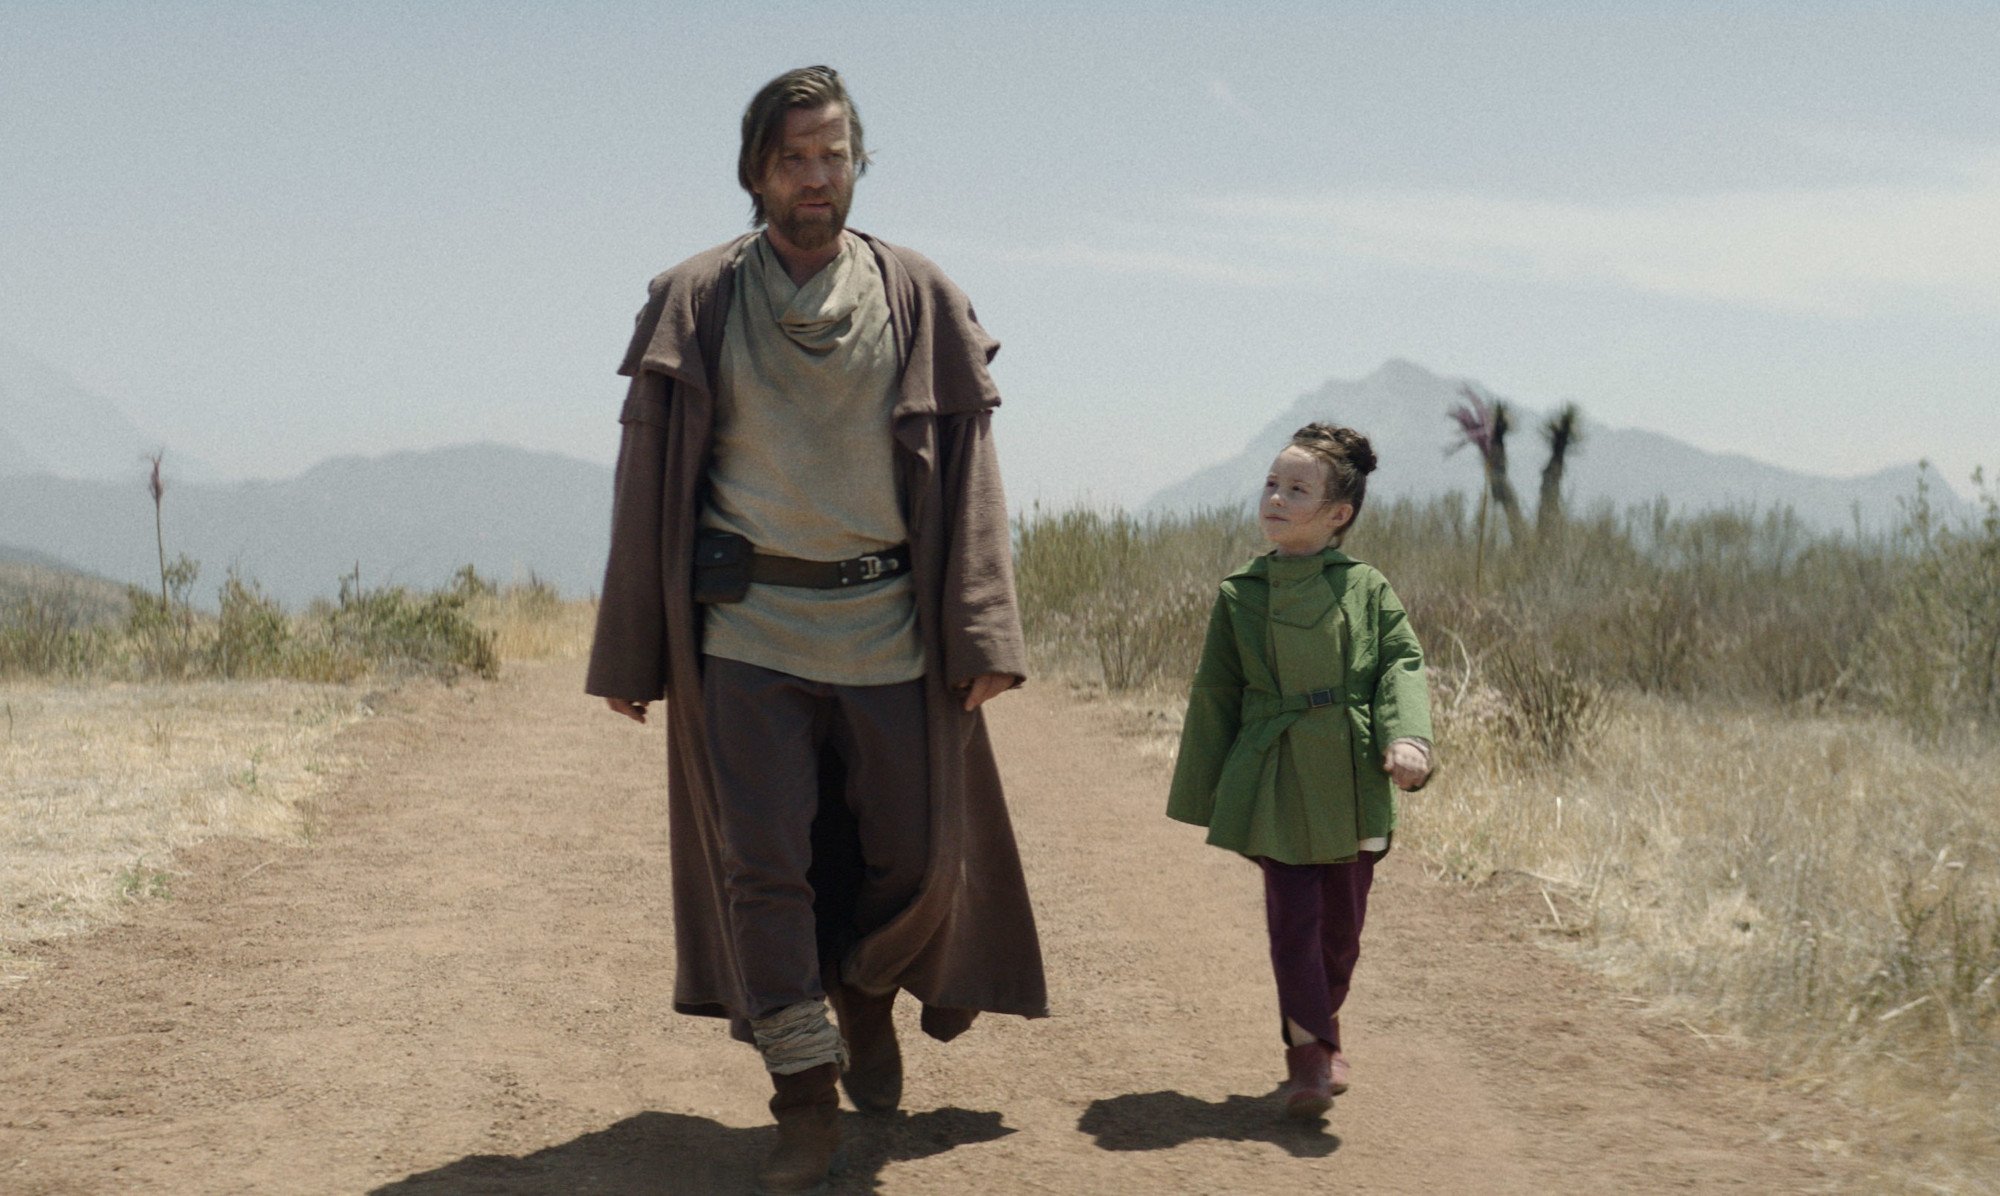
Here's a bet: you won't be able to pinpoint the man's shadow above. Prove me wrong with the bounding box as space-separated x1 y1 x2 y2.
1078 1091 1341 1158
369 1105 1013 1195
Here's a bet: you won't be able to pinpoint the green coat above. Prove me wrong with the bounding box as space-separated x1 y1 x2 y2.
1166 548 1432 864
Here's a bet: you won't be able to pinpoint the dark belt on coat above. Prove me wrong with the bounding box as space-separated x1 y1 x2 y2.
748 544 912 588
1237 687 1354 755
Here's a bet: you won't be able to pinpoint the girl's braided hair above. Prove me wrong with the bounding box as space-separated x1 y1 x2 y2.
1288 422 1378 529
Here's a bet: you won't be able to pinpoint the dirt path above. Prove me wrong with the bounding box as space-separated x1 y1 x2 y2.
0 656 1865 1194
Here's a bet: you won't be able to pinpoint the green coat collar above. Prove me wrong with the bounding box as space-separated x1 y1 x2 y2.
1224 546 1363 584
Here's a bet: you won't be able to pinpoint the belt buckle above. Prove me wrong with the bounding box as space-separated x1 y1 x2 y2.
840 554 892 585
1307 687 1335 709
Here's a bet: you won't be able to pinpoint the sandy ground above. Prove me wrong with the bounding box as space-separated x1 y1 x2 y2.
0 655 1870 1194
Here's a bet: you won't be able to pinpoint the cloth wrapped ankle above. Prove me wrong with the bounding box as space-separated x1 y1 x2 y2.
752 1000 850 1075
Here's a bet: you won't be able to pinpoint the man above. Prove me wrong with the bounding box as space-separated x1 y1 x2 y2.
585 66 1046 1195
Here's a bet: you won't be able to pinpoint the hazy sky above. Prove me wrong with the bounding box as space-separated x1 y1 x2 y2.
4 2 1995 507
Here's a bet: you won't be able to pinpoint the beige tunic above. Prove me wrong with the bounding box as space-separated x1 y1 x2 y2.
699 233 924 685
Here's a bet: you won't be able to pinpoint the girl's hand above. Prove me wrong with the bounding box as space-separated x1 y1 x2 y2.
1382 740 1430 790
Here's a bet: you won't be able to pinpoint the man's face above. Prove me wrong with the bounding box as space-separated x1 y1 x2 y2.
755 102 857 255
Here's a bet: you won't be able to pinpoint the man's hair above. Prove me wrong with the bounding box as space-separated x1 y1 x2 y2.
738 65 869 226
1289 422 1379 536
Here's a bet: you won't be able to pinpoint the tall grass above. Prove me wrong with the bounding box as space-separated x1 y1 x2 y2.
1015 475 2000 1187
1018 475 2000 740
1014 503 1261 690
0 561 514 684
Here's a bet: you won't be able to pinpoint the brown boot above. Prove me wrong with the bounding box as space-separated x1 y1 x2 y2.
1278 1042 1333 1121
828 984 902 1115
756 1062 841 1196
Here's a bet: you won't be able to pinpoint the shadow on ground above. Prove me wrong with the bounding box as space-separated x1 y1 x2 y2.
370 1106 1014 1195
1078 1091 1340 1158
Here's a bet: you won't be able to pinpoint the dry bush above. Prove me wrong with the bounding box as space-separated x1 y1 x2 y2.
1483 643 1605 762
0 589 109 678
1862 473 2000 742
0 562 502 685
1014 505 1259 691
458 567 597 662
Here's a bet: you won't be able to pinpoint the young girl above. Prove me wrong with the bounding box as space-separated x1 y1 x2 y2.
1167 422 1434 1120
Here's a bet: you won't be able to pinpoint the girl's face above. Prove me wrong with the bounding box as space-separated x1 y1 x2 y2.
1261 446 1354 556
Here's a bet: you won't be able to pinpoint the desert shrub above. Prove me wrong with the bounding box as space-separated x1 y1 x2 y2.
124 554 201 680
1863 471 2000 741
1485 643 1605 762
1 560 501 685
506 571 562 620
0 588 108 677
1014 505 1256 691
317 568 498 683
463 569 592 662
449 563 498 600
209 570 292 679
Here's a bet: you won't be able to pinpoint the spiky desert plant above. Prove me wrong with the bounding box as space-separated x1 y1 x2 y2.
146 451 168 607
1487 399 1528 545
1538 402 1585 540
1447 385 1528 587
1447 388 1494 590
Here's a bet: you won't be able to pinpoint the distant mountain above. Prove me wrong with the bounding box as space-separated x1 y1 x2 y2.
1146 359 1967 533
0 544 129 624
0 339 218 483
0 443 614 608
0 541 89 571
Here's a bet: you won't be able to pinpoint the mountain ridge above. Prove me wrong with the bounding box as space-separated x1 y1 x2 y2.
1146 359 1968 532
0 442 614 608
0 338 220 483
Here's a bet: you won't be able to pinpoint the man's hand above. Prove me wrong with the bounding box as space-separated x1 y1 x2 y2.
604 697 649 724
958 673 1015 712
1382 740 1430 790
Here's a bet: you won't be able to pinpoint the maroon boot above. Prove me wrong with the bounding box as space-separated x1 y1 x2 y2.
1278 1042 1333 1120
756 1062 841 1196
1328 1016 1351 1095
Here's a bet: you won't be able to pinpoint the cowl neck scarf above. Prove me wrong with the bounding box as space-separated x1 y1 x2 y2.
750 231 871 356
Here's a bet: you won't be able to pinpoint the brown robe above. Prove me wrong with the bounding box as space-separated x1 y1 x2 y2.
585 231 1049 1033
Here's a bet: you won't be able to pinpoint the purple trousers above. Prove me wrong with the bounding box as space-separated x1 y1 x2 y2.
1258 850 1383 1049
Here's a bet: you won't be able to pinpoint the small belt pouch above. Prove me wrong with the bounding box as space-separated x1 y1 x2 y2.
692 530 753 604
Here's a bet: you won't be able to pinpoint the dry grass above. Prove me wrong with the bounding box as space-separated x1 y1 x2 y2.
0 575 594 986
1414 682 2000 1191
468 585 597 662
0 678 373 982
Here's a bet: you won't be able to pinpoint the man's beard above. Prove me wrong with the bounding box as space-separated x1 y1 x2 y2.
768 189 850 253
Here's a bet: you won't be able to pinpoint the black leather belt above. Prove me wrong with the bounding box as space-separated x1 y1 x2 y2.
748 544 911 588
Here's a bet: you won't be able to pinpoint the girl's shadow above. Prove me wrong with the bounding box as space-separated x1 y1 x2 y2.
369 1105 1013 1195
1078 1091 1341 1158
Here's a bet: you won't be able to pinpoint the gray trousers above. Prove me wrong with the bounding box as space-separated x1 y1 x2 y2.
701 655 930 1020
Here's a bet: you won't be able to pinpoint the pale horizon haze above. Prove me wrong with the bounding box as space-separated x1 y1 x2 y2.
4 2 1996 509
